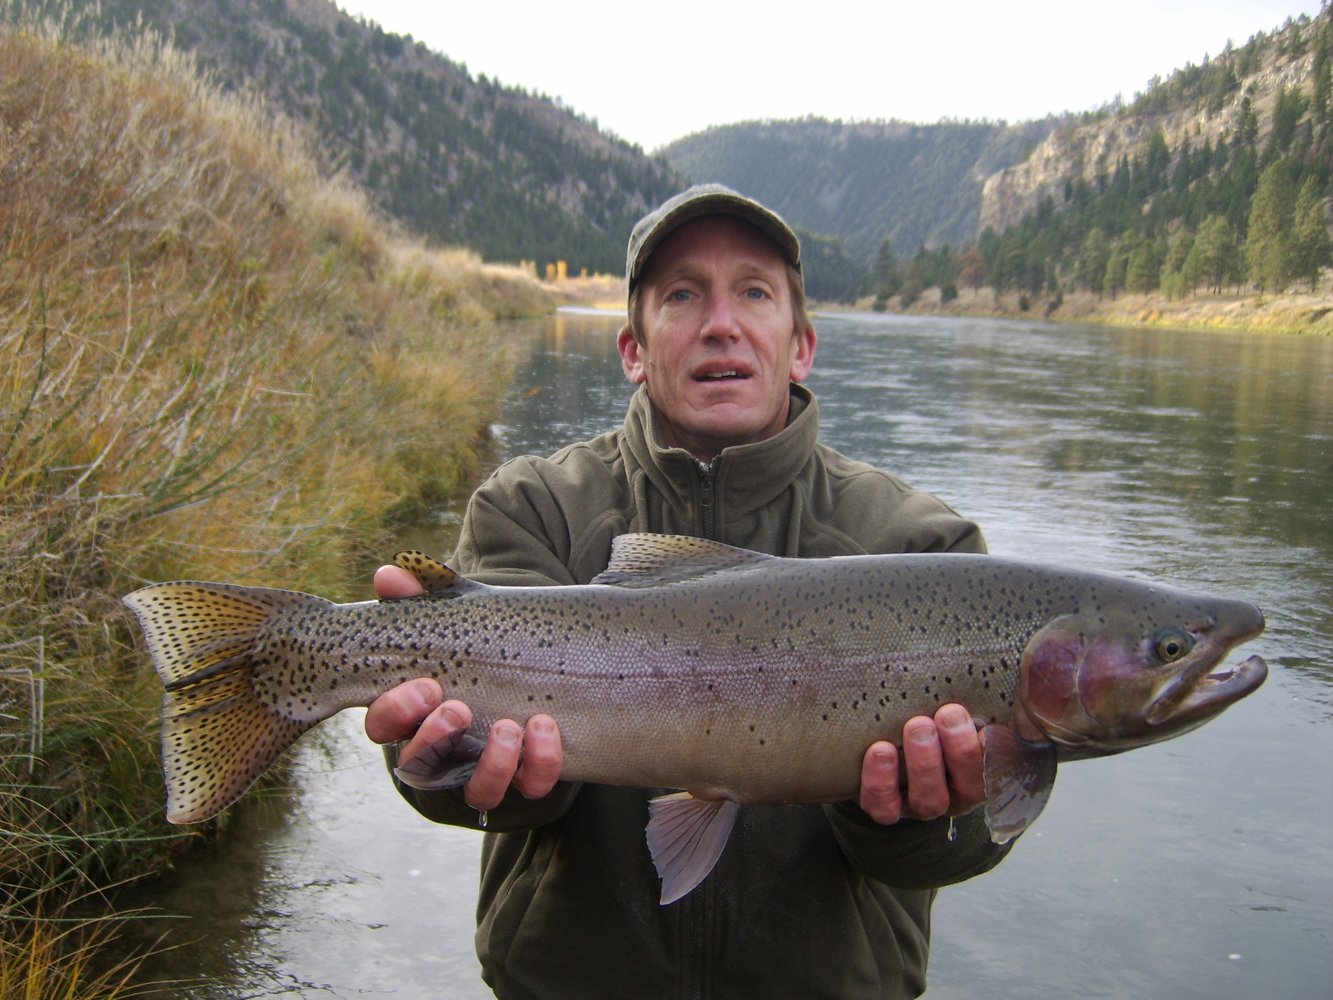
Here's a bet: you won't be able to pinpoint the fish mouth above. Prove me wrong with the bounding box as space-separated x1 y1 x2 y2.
1146 654 1268 726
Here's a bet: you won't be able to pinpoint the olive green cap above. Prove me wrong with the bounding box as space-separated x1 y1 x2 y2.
625 184 802 296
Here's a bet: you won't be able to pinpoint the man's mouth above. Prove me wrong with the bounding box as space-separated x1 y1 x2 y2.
697 369 746 381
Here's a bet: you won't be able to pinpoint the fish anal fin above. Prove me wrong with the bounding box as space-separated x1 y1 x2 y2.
646 792 741 905
393 550 465 596
981 723 1058 844
595 533 774 588
393 733 487 791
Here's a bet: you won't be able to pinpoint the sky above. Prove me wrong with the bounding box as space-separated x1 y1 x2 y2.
342 1 1326 152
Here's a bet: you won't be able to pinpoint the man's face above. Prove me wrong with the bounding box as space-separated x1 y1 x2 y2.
618 216 816 463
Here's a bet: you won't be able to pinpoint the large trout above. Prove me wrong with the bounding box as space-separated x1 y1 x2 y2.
123 533 1267 904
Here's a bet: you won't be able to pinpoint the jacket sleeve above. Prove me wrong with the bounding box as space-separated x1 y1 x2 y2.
385 746 582 832
381 460 587 830
823 802 1014 890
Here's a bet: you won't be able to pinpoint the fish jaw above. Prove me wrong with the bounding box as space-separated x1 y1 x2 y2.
1145 653 1267 727
1018 594 1268 757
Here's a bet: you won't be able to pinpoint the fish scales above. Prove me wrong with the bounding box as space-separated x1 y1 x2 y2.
123 532 1267 904
248 557 1035 803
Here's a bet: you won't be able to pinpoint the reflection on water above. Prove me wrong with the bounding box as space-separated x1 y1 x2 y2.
121 310 1332 998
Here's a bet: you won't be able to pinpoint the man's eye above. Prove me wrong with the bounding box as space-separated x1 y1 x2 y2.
668 289 692 302
745 287 768 300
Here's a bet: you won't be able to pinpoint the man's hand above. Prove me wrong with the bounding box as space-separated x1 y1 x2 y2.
857 703 986 825
363 564 564 810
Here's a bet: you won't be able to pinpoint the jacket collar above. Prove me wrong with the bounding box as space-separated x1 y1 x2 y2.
622 383 819 518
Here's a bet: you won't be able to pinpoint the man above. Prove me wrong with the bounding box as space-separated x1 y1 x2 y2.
365 185 1011 999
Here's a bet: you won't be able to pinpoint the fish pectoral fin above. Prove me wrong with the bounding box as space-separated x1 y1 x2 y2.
393 733 487 791
981 724 1058 845
646 792 741 905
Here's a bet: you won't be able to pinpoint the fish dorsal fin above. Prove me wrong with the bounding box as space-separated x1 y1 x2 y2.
646 792 742 905
393 551 466 596
592 533 774 588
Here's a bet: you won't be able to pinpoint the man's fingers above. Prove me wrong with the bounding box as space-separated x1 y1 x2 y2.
464 719 524 811
513 715 563 799
364 678 444 744
858 741 903 825
935 703 985 811
393 700 472 770
902 717 952 819
374 564 426 600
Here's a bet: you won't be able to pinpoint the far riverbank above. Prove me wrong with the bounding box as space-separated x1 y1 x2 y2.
549 272 1333 336
871 283 1333 336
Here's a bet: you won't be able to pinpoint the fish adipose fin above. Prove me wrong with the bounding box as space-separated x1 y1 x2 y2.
646 792 742 905
981 724 1058 844
393 550 465 595
122 581 324 824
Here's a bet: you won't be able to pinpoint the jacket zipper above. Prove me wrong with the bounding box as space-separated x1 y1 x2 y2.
697 461 717 540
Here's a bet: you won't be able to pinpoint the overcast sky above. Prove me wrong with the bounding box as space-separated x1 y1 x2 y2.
342 1 1325 152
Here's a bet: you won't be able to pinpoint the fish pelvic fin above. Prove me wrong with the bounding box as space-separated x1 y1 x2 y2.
646 792 741 905
981 723 1058 844
122 581 323 825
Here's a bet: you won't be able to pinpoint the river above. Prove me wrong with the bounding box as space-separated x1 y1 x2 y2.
120 308 1332 998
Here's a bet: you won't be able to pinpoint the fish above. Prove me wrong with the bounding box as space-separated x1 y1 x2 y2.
122 532 1268 904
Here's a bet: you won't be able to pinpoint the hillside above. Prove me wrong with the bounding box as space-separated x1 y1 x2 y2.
0 10 559 990
980 11 1326 233
29 0 684 274
16 0 1327 318
663 117 1059 263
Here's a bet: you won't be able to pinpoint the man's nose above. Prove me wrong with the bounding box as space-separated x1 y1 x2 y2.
699 293 741 339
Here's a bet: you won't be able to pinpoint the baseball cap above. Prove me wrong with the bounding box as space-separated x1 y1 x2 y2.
625 184 802 295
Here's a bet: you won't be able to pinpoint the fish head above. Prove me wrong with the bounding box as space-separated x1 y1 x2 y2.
1016 586 1268 757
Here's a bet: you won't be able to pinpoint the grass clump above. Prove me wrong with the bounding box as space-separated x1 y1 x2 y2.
0 4 551 990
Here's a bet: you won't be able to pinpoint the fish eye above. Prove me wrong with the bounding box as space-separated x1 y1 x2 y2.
1153 628 1194 663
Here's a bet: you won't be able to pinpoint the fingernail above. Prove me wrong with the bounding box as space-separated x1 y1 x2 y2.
493 722 521 746
529 716 554 736
939 707 971 732
440 706 466 733
909 723 938 745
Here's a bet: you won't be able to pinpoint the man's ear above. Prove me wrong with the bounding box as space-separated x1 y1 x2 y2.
789 326 817 383
619 326 648 385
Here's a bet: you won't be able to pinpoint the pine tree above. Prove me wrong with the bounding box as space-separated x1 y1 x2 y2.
1103 245 1128 298
1292 176 1333 290
1187 214 1239 293
1245 158 1298 291
871 238 902 299
1160 226 1195 299
1079 228 1110 293
1125 237 1159 292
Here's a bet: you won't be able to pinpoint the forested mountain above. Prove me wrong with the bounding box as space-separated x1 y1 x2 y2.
664 11 1332 305
662 117 1059 263
13 0 1328 303
21 0 683 274
961 9 1332 303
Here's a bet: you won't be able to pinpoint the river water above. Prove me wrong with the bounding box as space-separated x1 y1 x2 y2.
121 309 1331 998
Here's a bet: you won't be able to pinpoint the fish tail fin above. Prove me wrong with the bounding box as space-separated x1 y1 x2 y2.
122 581 322 825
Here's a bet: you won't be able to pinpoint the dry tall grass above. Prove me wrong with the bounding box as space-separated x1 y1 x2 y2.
1 6 550 993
